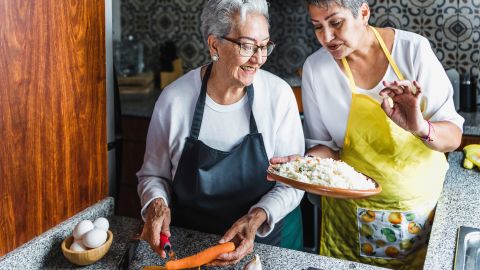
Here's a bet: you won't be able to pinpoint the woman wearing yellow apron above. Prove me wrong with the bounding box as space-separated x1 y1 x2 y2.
299 1 465 269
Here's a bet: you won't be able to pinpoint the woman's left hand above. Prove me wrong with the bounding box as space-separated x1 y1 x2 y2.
207 208 267 267
267 155 300 181
379 80 428 135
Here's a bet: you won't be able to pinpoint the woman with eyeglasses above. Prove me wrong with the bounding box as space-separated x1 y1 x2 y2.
136 0 305 266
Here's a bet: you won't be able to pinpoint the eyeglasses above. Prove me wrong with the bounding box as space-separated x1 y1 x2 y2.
222 36 275 57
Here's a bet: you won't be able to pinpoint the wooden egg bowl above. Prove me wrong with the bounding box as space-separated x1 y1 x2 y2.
61 230 113 266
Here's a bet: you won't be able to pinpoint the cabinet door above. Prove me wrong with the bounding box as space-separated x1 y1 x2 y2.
0 1 107 255
116 116 151 219
458 135 480 150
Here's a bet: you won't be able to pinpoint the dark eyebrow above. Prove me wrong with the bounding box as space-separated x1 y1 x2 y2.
237 36 270 43
310 12 340 23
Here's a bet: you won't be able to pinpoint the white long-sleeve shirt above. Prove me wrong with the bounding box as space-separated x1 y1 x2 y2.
137 66 305 236
302 29 464 150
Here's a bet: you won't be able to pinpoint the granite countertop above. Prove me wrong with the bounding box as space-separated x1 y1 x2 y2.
1 153 478 269
459 108 480 136
0 197 142 270
128 226 385 270
423 152 480 269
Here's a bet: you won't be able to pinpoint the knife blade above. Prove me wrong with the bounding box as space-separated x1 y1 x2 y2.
119 227 142 270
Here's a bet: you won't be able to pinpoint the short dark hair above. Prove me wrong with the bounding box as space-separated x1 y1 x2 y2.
305 0 368 17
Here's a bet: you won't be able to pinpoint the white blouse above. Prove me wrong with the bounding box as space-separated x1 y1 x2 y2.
302 29 464 150
137 67 305 236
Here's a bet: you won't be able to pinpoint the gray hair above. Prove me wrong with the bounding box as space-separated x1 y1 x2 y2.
200 0 270 43
305 0 367 17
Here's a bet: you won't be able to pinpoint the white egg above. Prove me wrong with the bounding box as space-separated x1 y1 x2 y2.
70 240 87 252
73 220 94 240
82 228 107 248
93 217 109 231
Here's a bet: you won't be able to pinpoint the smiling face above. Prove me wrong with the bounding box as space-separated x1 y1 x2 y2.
209 12 270 88
308 3 370 59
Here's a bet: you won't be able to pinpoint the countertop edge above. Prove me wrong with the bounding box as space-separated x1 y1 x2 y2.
0 197 115 269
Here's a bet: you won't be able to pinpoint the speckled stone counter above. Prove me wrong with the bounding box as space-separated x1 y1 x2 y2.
459 109 480 136
128 226 386 270
2 153 477 269
0 197 142 270
423 152 480 269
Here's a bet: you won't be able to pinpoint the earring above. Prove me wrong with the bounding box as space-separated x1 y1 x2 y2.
212 53 219 62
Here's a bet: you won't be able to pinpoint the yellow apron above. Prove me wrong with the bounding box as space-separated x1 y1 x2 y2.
319 27 448 269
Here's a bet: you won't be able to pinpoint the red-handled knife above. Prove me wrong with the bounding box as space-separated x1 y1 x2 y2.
160 233 175 260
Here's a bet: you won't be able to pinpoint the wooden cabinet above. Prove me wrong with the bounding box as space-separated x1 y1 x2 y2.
292 86 303 113
0 0 107 255
116 116 151 219
458 135 480 150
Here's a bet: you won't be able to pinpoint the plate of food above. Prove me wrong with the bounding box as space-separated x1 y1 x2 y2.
267 156 381 199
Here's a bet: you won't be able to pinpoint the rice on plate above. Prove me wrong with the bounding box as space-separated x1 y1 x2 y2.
271 157 375 190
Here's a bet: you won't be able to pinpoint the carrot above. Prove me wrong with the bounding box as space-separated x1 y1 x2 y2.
165 242 235 270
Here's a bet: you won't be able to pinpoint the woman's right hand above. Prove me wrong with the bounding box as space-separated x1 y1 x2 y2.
141 198 171 258
306 145 340 160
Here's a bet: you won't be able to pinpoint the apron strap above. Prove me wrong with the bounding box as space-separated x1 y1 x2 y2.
370 26 404 81
341 58 356 93
190 64 212 139
246 84 259 134
341 26 405 93
190 64 259 139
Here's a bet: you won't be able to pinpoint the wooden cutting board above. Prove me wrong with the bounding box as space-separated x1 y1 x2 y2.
118 71 154 86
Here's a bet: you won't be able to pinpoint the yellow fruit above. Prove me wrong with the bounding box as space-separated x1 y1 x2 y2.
463 158 474 169
360 210 375 223
385 246 400 258
466 153 480 167
463 144 480 152
464 144 480 167
388 212 403 225
400 239 413 250
408 222 422 235
361 243 374 255
360 210 376 223
375 240 386 247
360 224 374 238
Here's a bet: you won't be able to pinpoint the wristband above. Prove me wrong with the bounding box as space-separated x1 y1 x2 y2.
419 120 433 142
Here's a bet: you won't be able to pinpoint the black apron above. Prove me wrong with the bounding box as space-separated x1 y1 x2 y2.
170 64 302 249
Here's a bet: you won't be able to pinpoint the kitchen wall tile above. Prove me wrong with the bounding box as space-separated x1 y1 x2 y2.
445 14 474 43
390 0 423 29
423 28 450 66
456 28 480 76
120 0 479 81
176 32 208 70
263 1 319 76
368 0 388 25
458 0 480 28
422 0 456 28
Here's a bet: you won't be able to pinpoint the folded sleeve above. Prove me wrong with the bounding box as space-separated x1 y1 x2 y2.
302 59 340 151
415 37 464 130
249 85 305 237
136 100 174 221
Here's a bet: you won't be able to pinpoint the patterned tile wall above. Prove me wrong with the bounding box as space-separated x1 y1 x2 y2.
368 0 480 93
121 0 480 89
